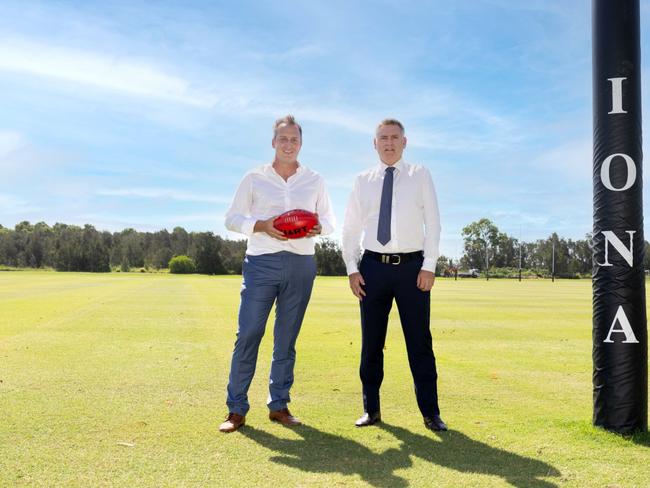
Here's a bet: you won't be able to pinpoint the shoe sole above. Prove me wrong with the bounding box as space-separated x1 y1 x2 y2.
270 418 302 426
355 419 382 427
219 422 245 433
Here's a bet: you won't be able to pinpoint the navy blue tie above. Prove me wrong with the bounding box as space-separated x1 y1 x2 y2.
377 167 395 245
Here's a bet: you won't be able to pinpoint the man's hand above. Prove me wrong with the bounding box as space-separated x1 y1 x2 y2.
417 270 435 291
306 214 321 238
254 217 288 240
348 272 366 300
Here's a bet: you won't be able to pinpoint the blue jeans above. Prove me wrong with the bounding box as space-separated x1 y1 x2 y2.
226 252 317 415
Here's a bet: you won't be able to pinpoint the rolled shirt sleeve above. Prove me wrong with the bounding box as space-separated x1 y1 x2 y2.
316 178 336 236
224 173 258 237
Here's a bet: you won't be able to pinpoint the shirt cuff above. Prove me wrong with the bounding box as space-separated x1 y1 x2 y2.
319 219 335 236
421 258 436 273
241 218 257 237
345 260 359 275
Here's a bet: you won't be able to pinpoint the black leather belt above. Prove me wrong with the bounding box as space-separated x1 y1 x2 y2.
363 250 423 265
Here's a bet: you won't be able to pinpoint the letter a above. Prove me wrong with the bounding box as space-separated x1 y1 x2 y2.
603 306 639 343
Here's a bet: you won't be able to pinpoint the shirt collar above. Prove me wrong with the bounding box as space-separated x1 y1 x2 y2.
378 158 404 172
266 162 302 177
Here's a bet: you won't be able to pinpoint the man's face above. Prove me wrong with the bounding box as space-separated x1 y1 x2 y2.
374 124 407 165
272 124 302 164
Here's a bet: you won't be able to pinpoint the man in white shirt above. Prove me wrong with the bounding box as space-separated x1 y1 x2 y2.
341 118 447 431
219 115 335 433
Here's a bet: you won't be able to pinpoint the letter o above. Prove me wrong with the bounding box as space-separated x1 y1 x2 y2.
600 153 637 191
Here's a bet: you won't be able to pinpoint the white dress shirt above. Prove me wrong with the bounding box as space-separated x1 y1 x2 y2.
225 163 335 255
341 159 440 274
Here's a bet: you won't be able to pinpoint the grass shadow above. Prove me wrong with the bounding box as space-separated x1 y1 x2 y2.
631 430 650 447
381 423 561 488
242 424 411 488
241 423 561 487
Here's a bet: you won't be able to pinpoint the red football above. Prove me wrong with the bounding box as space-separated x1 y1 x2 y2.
273 209 318 239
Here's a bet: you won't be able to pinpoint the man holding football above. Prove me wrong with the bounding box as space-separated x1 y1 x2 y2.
219 115 335 433
341 119 447 431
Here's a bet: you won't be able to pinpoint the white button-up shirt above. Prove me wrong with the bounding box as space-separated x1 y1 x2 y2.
341 159 440 274
225 163 335 256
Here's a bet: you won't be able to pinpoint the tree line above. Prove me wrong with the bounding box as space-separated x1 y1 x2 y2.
442 217 650 279
2 219 648 277
0 221 346 275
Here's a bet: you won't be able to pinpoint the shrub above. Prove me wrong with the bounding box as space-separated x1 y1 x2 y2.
169 255 196 274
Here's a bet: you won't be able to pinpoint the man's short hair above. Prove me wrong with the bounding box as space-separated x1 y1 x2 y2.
274 115 302 138
376 118 405 135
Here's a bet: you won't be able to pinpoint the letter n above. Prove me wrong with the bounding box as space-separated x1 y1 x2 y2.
596 231 635 267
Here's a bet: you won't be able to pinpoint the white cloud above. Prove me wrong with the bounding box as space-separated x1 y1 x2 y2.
0 130 26 159
67 215 164 233
530 138 591 182
0 37 519 149
70 212 223 233
246 43 326 62
491 209 553 228
164 212 223 223
97 187 230 204
298 107 375 135
0 38 218 107
0 130 59 176
0 193 42 214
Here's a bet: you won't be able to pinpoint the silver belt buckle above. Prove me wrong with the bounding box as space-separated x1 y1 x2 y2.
380 254 401 264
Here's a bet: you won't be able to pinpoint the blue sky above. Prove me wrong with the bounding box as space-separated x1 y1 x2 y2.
1 0 649 259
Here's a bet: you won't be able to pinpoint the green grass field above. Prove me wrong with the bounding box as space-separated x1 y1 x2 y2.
1 271 648 487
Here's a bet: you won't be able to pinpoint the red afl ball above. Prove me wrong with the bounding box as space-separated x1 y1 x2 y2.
273 209 318 239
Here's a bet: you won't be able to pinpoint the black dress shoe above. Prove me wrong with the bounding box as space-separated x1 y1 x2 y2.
423 415 448 431
355 412 381 427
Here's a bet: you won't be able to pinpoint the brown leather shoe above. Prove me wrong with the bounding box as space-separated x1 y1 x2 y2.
219 412 245 433
269 408 302 426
